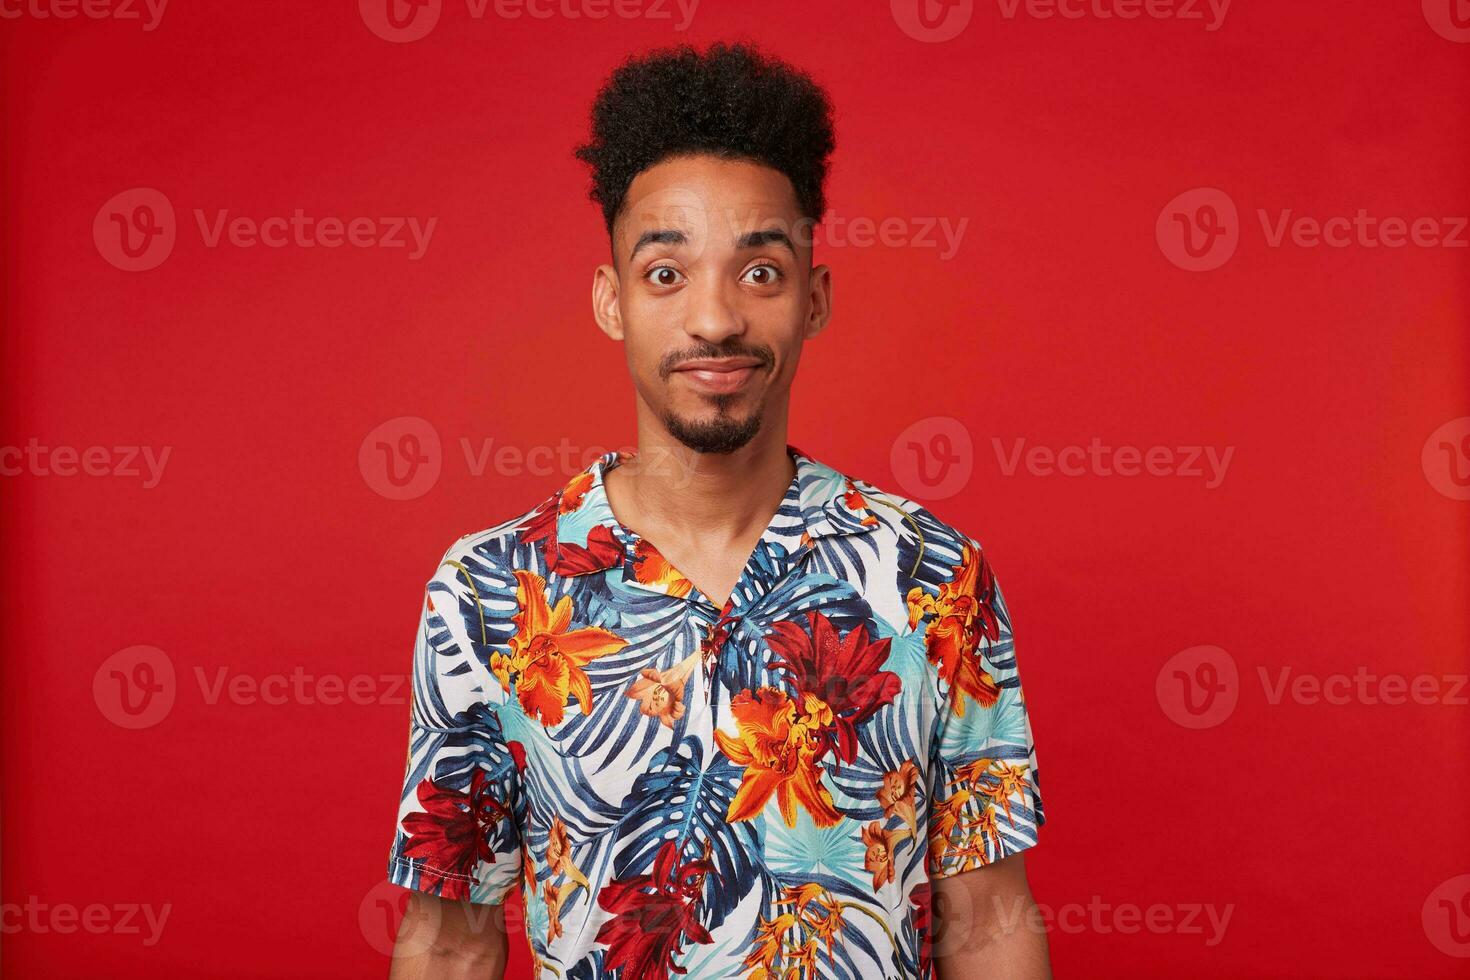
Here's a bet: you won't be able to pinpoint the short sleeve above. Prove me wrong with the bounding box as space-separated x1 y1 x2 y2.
386 551 524 904
924 550 1045 879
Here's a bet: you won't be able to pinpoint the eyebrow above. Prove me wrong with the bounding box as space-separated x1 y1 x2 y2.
629 228 688 260
627 226 797 262
737 228 795 255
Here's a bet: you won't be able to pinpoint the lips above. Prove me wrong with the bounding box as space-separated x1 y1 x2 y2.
670 358 764 395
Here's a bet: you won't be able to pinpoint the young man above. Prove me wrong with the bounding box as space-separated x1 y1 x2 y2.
386 43 1049 980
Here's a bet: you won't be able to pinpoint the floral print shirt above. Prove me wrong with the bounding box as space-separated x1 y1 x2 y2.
387 446 1045 979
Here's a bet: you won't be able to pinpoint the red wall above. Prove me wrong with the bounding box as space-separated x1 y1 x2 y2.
3 2 1468 977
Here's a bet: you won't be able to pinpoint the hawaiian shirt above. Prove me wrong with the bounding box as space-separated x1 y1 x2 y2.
387 446 1045 979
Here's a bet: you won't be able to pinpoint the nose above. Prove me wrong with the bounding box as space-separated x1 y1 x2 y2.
682 274 745 347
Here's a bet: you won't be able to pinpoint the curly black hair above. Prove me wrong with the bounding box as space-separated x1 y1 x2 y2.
574 42 836 237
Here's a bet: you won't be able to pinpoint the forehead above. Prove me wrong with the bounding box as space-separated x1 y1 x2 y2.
614 154 805 253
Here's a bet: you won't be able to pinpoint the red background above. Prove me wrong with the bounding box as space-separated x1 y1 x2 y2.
3 2 1468 977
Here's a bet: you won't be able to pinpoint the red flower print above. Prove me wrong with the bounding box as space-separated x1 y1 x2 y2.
766 612 900 765
518 471 625 576
595 840 715 978
400 770 507 900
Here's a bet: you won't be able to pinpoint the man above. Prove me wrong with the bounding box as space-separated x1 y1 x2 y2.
386 43 1049 979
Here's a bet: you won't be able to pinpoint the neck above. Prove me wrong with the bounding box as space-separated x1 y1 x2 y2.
608 406 796 544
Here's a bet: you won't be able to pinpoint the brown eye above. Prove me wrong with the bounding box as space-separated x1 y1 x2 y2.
741 263 781 286
647 266 684 286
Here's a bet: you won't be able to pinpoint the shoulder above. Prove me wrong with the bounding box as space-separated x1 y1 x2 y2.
844 471 990 571
425 487 557 597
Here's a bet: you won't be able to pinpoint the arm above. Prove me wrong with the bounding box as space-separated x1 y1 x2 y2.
933 853 1051 979
388 892 510 980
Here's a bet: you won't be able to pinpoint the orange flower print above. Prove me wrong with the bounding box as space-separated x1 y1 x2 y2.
877 760 921 837
788 938 819 975
743 911 796 979
491 569 628 726
545 882 566 943
906 543 1001 716
521 842 537 896
842 481 880 527
545 816 590 891
624 652 699 728
780 884 845 961
631 539 694 597
862 821 908 889
714 688 842 828
927 788 972 868
982 761 1030 824
951 758 1031 826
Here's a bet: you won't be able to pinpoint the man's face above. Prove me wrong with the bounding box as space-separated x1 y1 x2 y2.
593 154 831 454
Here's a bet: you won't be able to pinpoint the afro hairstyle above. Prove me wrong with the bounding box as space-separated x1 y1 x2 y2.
574 42 836 237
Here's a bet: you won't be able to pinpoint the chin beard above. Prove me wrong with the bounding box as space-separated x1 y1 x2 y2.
662 402 762 455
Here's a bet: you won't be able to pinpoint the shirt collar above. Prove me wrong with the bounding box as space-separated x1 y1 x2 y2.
538 445 879 579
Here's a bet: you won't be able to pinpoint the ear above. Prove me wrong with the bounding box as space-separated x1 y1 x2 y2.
592 263 623 341
803 263 833 340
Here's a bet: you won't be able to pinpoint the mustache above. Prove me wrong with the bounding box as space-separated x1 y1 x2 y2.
658 341 776 381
